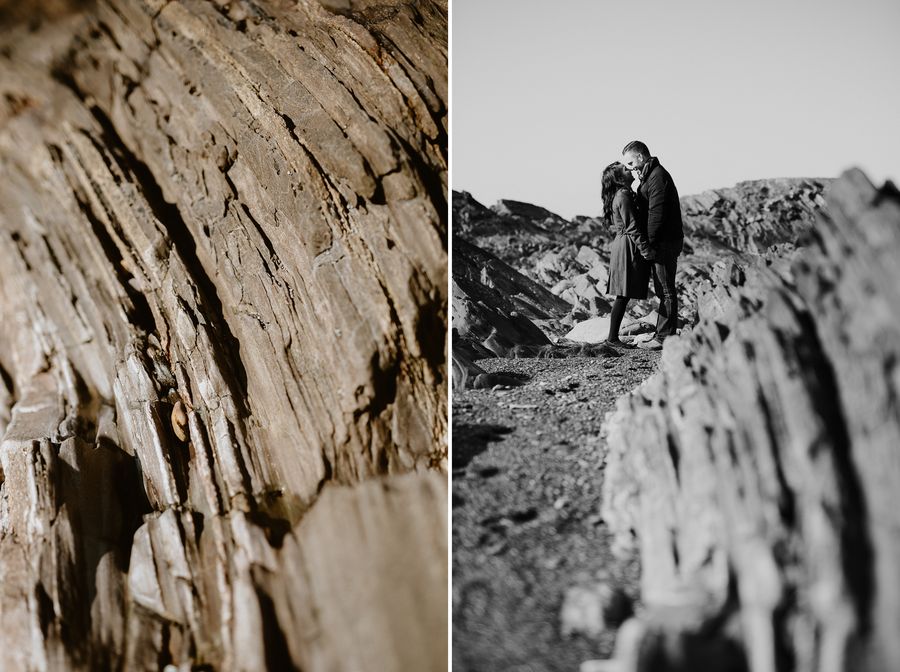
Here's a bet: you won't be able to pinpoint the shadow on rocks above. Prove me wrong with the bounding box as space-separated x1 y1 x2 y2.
472 370 530 389
508 342 621 359
452 422 513 470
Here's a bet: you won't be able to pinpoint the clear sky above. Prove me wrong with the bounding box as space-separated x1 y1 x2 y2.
452 0 900 219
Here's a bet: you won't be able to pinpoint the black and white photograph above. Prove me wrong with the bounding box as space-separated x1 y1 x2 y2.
451 1 900 671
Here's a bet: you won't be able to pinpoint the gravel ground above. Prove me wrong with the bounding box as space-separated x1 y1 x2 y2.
452 349 661 672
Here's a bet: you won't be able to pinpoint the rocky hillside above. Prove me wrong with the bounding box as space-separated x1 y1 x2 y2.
452 235 623 388
452 236 566 387
453 236 570 338
454 190 573 240
453 179 829 329
597 170 900 671
681 178 827 254
453 190 607 281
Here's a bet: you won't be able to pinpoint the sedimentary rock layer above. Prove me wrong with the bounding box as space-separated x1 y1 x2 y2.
451 235 572 387
0 1 447 669
452 236 569 348
600 170 900 671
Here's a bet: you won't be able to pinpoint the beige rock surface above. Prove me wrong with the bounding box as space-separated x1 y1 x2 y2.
0 1 447 669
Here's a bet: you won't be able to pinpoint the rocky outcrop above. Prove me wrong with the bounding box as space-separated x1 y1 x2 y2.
598 170 900 671
453 190 570 243
453 191 606 276
451 236 567 386
681 178 828 254
453 192 610 316
453 180 829 332
451 237 619 389
454 237 570 333
0 1 446 670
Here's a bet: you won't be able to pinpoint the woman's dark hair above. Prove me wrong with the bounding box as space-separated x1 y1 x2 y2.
601 162 629 224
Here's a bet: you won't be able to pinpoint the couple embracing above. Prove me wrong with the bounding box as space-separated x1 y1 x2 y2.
601 140 684 350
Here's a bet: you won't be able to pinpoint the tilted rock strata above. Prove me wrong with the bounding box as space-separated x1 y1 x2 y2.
453 237 569 327
0 1 447 669
680 178 828 254
452 190 608 287
451 234 597 388
452 190 566 242
452 236 567 353
600 170 900 671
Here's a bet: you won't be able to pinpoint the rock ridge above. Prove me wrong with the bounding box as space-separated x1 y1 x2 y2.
598 169 900 671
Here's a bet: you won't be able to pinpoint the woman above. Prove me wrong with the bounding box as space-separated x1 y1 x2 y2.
601 161 652 346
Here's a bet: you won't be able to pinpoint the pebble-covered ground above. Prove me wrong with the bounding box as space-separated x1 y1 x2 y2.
452 349 661 672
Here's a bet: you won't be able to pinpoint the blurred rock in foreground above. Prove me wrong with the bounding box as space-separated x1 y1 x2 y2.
598 169 900 672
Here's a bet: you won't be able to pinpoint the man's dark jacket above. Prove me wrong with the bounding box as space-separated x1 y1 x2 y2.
636 157 684 255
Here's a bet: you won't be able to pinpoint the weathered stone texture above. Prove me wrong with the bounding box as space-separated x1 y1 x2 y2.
452 236 568 352
0 1 447 669
599 170 900 671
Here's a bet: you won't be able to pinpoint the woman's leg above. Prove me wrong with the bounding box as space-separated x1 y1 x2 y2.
608 296 629 341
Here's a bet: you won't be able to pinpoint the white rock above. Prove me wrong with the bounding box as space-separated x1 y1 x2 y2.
587 262 609 286
576 245 603 269
560 582 632 639
564 317 611 344
551 278 573 296
566 315 638 341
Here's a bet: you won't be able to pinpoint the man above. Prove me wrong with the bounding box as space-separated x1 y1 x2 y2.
622 140 684 349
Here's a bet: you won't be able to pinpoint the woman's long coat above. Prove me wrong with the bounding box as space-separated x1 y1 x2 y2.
606 188 651 299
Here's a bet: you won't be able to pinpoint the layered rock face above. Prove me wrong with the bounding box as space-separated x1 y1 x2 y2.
453 190 571 242
451 236 568 388
600 170 900 671
453 190 611 320
0 1 447 670
452 237 569 351
680 178 827 254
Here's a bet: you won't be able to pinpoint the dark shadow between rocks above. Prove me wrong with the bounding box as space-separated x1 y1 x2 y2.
452 423 512 470
471 371 530 390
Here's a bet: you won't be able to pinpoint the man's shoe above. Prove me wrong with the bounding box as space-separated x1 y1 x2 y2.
637 338 663 350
